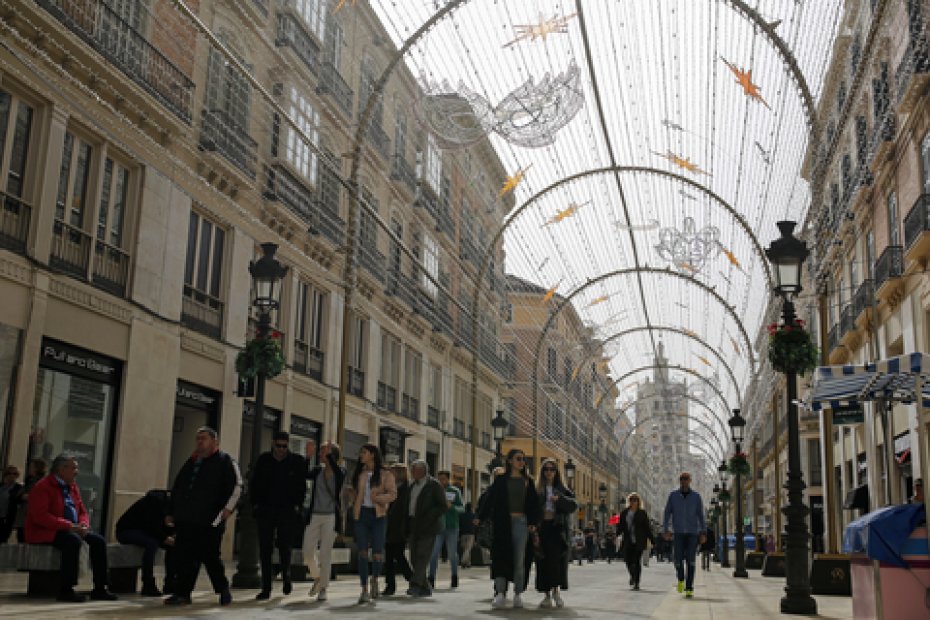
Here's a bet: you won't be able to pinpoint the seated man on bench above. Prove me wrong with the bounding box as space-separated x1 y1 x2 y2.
116 489 176 596
25 454 117 602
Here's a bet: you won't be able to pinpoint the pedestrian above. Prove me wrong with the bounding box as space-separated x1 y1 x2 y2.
428 470 464 589
534 458 576 609
25 454 118 602
0 465 23 544
701 525 715 571
251 431 307 600
618 493 654 590
303 440 344 602
661 471 706 599
115 489 177 596
476 448 540 609
459 502 476 569
344 444 396 604
14 458 46 542
405 460 447 597
572 530 584 565
604 528 617 564
382 461 413 596
164 426 242 606
583 521 596 563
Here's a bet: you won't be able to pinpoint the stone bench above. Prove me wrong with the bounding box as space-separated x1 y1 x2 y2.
0 543 161 596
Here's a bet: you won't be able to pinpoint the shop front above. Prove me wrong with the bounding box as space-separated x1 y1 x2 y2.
378 426 408 465
240 401 282 472
30 338 121 532
169 380 221 486
0 322 22 460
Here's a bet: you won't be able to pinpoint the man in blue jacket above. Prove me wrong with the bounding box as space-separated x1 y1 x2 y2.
662 472 706 598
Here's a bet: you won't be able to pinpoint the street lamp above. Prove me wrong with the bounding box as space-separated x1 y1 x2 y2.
717 468 731 569
232 243 288 588
766 221 817 615
729 409 749 579
598 482 608 535
564 457 576 490
489 408 509 471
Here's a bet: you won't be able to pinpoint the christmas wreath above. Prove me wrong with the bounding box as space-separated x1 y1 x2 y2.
728 452 751 477
717 489 731 504
767 320 819 375
235 331 285 380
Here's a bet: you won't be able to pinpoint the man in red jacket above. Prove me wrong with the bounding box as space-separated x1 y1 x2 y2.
25 454 117 602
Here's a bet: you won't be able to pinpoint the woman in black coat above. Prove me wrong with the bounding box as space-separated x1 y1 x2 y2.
617 492 654 590
477 449 540 609
534 458 576 608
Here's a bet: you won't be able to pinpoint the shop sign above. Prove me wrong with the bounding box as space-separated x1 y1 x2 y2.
832 405 863 425
176 381 218 408
379 426 407 464
291 415 322 440
41 338 119 383
242 401 281 427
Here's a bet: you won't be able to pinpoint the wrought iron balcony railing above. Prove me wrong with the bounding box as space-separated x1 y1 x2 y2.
874 245 904 288
904 193 930 251
840 303 855 337
293 339 323 381
200 109 258 179
853 279 873 318
316 60 353 118
181 285 224 340
0 192 31 255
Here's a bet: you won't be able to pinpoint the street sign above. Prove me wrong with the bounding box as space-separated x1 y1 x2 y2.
832 405 863 425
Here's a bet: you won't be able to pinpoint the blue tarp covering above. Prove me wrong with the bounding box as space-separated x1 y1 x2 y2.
842 504 927 567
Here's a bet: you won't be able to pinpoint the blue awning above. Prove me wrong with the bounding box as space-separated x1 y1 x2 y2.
807 352 930 411
842 503 927 567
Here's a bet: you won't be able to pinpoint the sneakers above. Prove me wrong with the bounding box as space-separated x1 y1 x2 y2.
358 590 371 604
677 580 685 593
308 581 322 598
685 589 694 598
513 594 523 608
163 594 192 606
317 588 327 602
219 588 232 605
371 578 379 599
283 577 292 595
553 591 564 608
491 593 506 609
255 590 271 601
540 594 552 608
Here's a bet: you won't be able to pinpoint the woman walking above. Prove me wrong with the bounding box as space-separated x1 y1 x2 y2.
534 459 576 608
477 449 540 609
618 493 654 590
345 444 396 604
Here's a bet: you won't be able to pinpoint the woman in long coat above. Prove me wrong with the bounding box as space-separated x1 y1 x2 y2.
617 492 654 590
477 449 540 609
534 458 576 608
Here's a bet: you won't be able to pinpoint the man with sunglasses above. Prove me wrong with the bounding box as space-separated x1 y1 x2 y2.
661 472 706 598
250 431 308 600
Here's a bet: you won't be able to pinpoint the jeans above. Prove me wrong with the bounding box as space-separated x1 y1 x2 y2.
429 527 459 580
53 530 108 592
302 513 337 588
494 515 528 595
701 549 711 569
460 534 475 567
354 507 386 586
116 528 176 586
625 546 643 585
673 534 700 589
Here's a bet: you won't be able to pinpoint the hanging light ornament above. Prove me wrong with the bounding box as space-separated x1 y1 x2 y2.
542 200 591 227
654 216 721 273
653 150 711 176
503 12 578 48
722 58 771 109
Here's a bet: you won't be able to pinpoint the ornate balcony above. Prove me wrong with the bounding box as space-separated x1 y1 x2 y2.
199 109 258 180
293 339 323 381
904 193 930 265
316 60 354 119
358 243 386 284
853 279 874 329
38 0 194 123
827 322 840 355
366 120 390 161
895 36 930 113
874 245 904 305
390 154 417 195
92 239 129 297
400 393 419 421
181 286 224 340
427 405 441 429
275 10 321 74
0 193 31 255
377 381 397 412
868 111 896 170
50 219 91 280
348 367 365 397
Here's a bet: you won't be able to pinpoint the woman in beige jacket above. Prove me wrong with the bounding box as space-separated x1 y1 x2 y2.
345 444 396 604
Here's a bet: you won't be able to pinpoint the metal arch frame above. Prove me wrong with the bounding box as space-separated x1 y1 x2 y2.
619 415 725 464
611 392 730 449
627 431 725 482
589 325 743 407
530 268 752 467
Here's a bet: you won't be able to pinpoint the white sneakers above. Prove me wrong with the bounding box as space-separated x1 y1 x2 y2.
540 594 553 608
358 590 371 604
308 581 322 597
491 593 506 609
316 589 327 602
553 591 564 608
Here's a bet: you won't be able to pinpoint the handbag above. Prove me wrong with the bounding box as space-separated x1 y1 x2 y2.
554 495 575 515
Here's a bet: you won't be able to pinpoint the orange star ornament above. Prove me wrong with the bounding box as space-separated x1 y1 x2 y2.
499 165 532 198
722 59 771 109
653 151 710 176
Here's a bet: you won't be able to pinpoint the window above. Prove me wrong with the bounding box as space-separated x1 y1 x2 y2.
921 130 930 193
55 131 94 228
887 192 899 245
181 211 226 338
546 347 557 381
866 230 875 279
283 86 320 185
379 332 400 411
205 48 251 132
96 158 130 249
421 232 439 297
360 187 378 247
454 377 471 438
294 0 326 40
388 217 402 281
0 89 33 200
294 280 325 379
349 316 367 370
324 15 343 69
849 256 858 290
428 363 442 410
394 108 407 158
425 133 441 193
403 348 421 419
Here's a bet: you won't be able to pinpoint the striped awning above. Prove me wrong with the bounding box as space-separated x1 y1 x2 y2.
808 353 930 411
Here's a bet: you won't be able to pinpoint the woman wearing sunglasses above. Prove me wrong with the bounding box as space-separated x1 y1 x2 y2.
617 492 654 590
476 449 540 609
534 458 576 608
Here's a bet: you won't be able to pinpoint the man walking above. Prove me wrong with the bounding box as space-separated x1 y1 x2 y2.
303 440 344 602
382 462 412 596
428 470 464 589
406 461 446 597
165 427 242 606
25 454 118 602
251 431 307 600
662 472 706 598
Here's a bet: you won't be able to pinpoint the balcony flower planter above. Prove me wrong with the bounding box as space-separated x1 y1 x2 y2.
728 452 751 477
236 331 285 380
767 320 819 375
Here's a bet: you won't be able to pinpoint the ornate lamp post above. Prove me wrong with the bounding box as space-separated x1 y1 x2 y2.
729 409 749 578
766 221 817 615
489 408 509 471
564 457 576 490
717 467 731 569
233 243 288 587
598 482 608 535
710 496 721 562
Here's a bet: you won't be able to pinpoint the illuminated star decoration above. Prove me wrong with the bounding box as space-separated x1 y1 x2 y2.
730 336 741 355
718 244 745 272
503 12 578 48
662 119 685 132
696 355 712 367
542 279 562 303
653 150 711 176
499 165 532 198
588 295 610 307
334 0 358 13
542 200 592 227
722 58 771 109
654 216 721 273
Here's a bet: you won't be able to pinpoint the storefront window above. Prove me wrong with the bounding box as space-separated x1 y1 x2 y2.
31 339 120 532
0 323 22 460
169 381 220 486
290 415 322 516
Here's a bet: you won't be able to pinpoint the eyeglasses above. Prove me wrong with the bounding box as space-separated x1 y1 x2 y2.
274 443 289 449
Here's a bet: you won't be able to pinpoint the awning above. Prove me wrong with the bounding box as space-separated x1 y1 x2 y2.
807 353 930 411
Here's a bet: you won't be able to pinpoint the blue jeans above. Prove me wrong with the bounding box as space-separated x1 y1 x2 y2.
354 507 386 586
494 515 528 595
429 527 459 580
673 533 700 589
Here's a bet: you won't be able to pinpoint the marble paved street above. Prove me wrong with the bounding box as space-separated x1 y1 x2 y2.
0 559 853 619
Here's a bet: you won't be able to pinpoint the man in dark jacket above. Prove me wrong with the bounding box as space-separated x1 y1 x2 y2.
405 460 447 597
115 489 176 596
164 427 242 606
382 462 412 596
251 431 307 600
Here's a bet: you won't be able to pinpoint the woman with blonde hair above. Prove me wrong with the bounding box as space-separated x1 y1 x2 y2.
617 492 654 590
534 458 576 608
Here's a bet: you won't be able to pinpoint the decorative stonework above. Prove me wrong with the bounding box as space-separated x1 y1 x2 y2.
180 331 226 363
406 316 426 340
429 333 448 354
0 256 31 285
48 277 132 324
383 298 406 324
